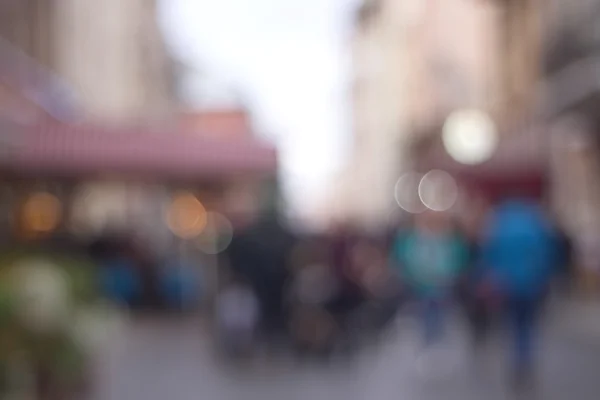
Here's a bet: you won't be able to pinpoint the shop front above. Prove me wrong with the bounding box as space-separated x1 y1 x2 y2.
0 120 278 274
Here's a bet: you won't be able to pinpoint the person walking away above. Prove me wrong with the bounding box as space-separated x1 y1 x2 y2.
225 213 295 344
553 222 574 295
391 211 469 351
160 254 203 311
480 199 557 391
456 214 495 359
350 238 403 337
328 224 366 331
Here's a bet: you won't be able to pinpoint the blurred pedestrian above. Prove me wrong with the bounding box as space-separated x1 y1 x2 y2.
457 229 491 351
226 212 295 341
455 198 495 357
93 235 142 307
215 274 260 357
391 211 469 349
98 253 140 307
350 238 403 335
286 240 340 358
327 224 366 325
480 199 557 391
160 255 202 311
553 222 574 294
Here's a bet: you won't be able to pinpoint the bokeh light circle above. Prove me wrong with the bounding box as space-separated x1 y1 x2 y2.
195 212 234 255
418 170 459 212
394 172 426 214
21 192 62 234
165 192 207 239
442 109 498 165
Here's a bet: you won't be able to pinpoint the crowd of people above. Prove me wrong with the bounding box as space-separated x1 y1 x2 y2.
73 195 572 394
216 197 572 393
216 213 401 358
394 200 569 389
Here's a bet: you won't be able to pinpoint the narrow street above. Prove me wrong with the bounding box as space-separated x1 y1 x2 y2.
90 303 600 400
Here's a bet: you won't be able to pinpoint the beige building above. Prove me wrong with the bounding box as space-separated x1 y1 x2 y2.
0 0 175 123
338 0 414 226
335 0 542 227
0 0 55 67
54 0 175 122
541 0 600 284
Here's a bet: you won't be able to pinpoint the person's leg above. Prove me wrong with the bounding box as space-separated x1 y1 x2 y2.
509 297 537 390
415 297 447 374
378 291 404 329
422 298 444 347
464 295 494 376
472 299 491 348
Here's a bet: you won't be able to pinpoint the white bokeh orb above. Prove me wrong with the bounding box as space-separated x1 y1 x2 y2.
394 172 426 214
418 170 459 212
195 212 234 255
442 109 498 165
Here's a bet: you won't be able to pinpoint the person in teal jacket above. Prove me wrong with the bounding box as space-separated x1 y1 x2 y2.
391 211 469 347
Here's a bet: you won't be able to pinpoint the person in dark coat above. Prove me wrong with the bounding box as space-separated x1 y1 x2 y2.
225 212 295 339
326 224 365 320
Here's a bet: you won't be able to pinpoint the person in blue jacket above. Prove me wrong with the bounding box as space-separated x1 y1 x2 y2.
480 198 558 389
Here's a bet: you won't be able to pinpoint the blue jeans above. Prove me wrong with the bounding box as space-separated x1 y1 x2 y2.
421 297 445 346
508 297 541 371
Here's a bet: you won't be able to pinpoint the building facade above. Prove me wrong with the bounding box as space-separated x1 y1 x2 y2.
0 0 55 67
53 0 176 122
339 0 413 226
335 0 543 228
541 0 600 286
0 0 175 123
0 1 277 252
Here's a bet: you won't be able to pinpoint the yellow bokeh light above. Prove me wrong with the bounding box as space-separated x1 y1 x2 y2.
165 192 207 239
21 192 62 235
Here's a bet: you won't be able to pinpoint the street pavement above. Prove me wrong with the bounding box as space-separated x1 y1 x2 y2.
89 305 600 400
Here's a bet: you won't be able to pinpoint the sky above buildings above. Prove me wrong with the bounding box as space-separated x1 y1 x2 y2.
160 0 357 214
158 0 359 214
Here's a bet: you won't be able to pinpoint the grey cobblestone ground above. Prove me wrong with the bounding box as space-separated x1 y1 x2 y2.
90 306 600 400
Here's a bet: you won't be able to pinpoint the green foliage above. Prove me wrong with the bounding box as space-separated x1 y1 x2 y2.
0 248 97 396
0 248 99 305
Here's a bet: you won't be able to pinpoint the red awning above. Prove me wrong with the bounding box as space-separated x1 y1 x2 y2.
0 122 277 179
